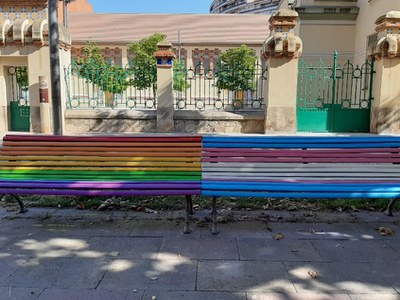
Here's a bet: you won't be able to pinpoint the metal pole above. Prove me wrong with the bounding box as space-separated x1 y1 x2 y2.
48 0 63 135
330 50 338 131
178 29 181 63
63 0 68 27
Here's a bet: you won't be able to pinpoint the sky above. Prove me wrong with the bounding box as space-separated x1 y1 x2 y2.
89 0 211 14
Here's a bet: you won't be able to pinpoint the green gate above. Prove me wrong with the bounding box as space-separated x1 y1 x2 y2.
9 66 30 132
297 52 375 133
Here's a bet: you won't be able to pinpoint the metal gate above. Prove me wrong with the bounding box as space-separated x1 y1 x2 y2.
297 52 375 133
8 66 30 132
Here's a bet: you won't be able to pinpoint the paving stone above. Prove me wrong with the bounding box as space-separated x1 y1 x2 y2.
0 233 17 250
0 287 43 300
37 288 144 300
97 258 197 291
285 262 397 294
269 223 379 241
129 220 201 237
2 257 108 289
0 256 28 286
159 235 239 260
350 211 400 223
388 239 400 254
209 222 274 239
349 294 400 300
3 235 93 259
247 292 352 300
143 291 247 300
197 260 296 293
88 236 162 259
370 261 400 293
311 240 400 262
365 223 400 240
237 238 323 262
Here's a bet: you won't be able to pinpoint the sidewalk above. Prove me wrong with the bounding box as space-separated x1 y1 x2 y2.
0 206 399 300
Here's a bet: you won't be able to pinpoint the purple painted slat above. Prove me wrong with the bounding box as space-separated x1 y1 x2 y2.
0 182 201 189
0 180 199 185
0 189 201 196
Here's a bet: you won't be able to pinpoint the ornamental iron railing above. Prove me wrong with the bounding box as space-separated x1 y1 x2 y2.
297 51 375 133
174 62 267 111
64 60 157 110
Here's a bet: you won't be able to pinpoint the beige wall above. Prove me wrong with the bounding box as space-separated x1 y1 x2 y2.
354 0 400 65
299 23 355 63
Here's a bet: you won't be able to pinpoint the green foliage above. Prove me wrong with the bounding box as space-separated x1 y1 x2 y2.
128 33 166 90
75 42 130 94
216 45 257 92
173 61 190 92
16 67 28 90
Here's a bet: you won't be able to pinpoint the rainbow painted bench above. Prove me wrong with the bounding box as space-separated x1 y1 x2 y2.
0 134 202 233
202 136 400 234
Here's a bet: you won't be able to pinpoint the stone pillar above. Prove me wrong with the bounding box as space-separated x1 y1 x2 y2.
262 9 303 134
39 76 51 133
370 11 400 134
154 41 176 133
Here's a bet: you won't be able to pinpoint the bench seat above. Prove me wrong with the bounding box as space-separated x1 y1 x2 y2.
202 136 400 233
0 135 202 233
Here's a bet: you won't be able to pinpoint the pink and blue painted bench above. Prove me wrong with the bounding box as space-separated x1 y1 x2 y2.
202 136 400 234
0 134 202 233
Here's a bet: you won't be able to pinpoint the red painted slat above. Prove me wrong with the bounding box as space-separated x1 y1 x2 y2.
4 135 202 143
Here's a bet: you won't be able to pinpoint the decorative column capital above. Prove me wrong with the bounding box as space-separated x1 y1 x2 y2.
154 41 176 69
262 9 303 60
370 11 400 59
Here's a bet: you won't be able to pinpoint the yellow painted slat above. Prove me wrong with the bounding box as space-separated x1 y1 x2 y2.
0 161 202 168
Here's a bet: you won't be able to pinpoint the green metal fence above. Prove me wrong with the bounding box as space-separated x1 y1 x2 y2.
297 52 375 133
174 62 267 111
64 61 157 110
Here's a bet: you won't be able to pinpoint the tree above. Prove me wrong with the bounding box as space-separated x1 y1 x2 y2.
128 33 166 91
216 45 257 92
173 60 190 92
75 42 131 107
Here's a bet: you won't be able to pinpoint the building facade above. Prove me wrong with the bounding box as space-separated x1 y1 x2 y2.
210 0 280 14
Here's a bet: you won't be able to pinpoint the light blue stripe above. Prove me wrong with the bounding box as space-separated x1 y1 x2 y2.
202 190 400 198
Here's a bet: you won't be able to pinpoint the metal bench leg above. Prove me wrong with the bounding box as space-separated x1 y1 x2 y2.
384 198 398 217
183 195 192 234
0 194 27 214
211 197 220 235
185 195 194 215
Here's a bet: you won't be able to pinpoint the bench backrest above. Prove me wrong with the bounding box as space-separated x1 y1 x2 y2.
0 135 202 182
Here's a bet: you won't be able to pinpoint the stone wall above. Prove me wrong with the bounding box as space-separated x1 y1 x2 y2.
65 110 264 134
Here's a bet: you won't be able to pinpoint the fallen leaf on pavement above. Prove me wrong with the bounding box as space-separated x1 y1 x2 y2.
308 270 318 279
273 233 284 240
378 227 394 236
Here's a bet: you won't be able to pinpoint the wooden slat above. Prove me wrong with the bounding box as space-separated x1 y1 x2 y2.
0 156 201 162
4 135 202 143
3 141 201 148
1 149 201 156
